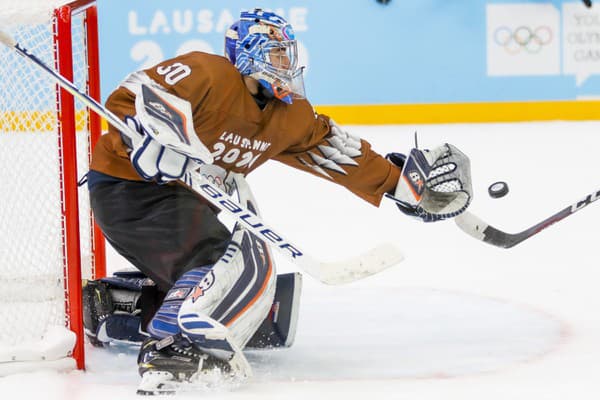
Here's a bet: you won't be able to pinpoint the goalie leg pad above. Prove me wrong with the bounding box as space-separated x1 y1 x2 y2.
147 265 214 339
96 314 146 344
82 279 114 347
177 226 276 349
245 272 302 349
83 271 164 346
83 271 298 349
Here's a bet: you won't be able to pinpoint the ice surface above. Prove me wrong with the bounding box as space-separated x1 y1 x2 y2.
1 121 599 399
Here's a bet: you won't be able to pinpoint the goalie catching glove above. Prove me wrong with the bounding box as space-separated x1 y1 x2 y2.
387 143 472 222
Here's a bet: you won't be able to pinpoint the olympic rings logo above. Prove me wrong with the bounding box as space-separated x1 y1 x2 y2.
493 26 553 54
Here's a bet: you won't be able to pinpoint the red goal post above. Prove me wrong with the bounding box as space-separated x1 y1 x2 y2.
0 0 105 372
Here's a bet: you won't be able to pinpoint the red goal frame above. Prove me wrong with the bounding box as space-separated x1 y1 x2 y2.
54 0 105 370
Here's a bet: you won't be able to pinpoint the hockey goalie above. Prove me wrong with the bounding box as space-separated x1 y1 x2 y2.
84 173 301 394
83 7 472 395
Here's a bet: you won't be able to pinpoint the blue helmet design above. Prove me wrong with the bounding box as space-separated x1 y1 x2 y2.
225 9 305 104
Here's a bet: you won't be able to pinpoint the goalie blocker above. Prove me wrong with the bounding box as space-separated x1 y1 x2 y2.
83 270 302 350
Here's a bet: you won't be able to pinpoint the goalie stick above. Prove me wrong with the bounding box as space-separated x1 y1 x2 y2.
0 30 403 285
455 188 600 248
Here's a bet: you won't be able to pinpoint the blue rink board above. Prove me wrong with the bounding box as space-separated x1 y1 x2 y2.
96 0 600 106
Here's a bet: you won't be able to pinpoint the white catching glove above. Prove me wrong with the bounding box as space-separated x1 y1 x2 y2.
121 84 213 183
387 143 472 222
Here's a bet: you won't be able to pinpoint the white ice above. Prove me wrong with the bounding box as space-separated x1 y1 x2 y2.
1 121 599 399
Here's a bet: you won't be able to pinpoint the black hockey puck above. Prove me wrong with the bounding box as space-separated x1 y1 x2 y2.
488 181 509 198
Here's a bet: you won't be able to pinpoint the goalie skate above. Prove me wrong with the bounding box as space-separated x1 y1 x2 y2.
137 367 246 396
136 335 249 395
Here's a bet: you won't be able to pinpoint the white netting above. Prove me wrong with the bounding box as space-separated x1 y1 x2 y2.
0 1 70 27
0 2 94 366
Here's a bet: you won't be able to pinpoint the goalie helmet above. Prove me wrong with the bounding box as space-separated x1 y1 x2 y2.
225 8 305 104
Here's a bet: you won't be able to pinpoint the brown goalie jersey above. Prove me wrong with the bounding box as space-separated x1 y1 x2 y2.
90 51 400 206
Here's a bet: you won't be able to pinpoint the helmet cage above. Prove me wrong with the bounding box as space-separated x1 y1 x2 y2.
225 10 306 104
239 37 305 103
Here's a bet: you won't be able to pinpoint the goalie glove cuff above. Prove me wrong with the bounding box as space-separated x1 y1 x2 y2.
385 152 406 170
386 194 451 223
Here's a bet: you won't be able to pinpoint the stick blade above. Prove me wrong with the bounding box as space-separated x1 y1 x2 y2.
318 242 404 285
455 211 517 249
454 211 489 241
0 30 16 48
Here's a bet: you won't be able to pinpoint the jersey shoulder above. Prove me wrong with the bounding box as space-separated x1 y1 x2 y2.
145 51 243 98
164 52 241 86
176 52 239 76
284 97 318 121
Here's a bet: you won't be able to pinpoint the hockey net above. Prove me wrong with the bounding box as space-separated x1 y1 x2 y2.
0 0 105 373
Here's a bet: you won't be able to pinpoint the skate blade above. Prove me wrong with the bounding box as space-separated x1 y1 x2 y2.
137 371 178 396
136 369 247 395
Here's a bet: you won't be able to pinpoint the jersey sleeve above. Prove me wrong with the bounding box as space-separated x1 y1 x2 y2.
273 114 400 206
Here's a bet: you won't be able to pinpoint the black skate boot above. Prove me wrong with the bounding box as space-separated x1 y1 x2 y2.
138 335 202 377
136 334 233 395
